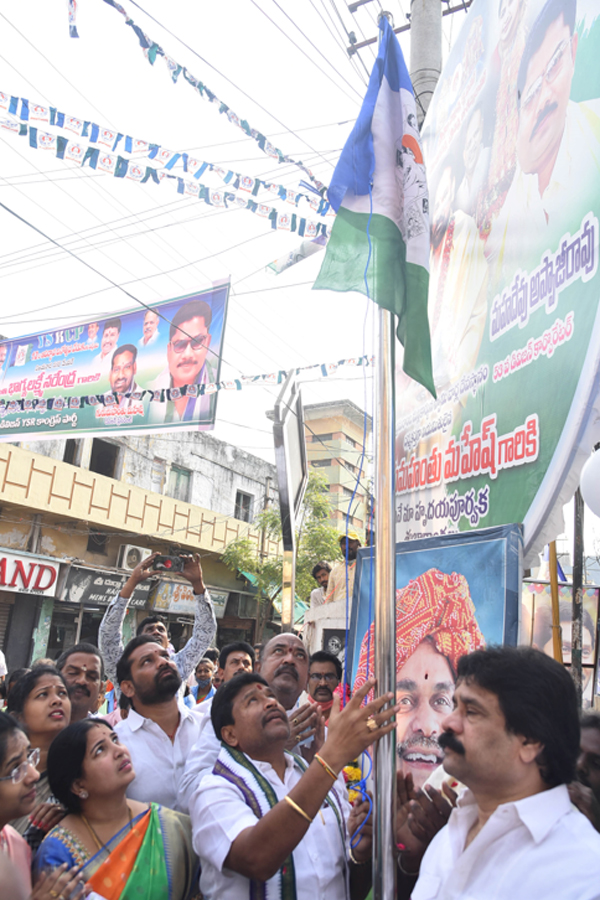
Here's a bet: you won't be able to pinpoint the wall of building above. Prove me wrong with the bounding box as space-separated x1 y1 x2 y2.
1 432 280 666
303 400 372 538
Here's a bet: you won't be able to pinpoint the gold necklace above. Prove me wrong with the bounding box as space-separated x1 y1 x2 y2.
80 805 133 852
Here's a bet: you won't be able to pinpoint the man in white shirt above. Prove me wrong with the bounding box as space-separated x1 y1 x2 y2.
409 646 600 899
310 561 331 608
190 671 398 900
114 634 202 812
178 634 319 810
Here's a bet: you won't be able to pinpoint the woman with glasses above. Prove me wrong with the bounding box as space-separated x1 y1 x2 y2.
35 719 197 899
0 712 83 900
7 666 71 844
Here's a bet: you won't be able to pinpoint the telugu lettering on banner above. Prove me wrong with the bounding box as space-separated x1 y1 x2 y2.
0 280 230 441
395 0 600 562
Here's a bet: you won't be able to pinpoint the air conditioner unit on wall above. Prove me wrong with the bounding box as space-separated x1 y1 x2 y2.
117 544 152 571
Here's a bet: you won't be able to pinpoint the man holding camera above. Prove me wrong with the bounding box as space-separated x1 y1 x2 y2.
99 552 216 698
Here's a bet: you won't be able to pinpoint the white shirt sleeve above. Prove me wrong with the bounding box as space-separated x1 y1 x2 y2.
189 774 259 873
177 712 222 813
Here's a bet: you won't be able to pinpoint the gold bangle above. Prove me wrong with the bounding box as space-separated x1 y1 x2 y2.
284 794 313 823
314 753 338 781
349 846 369 866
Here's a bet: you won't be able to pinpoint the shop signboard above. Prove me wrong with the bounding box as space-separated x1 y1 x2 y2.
61 566 151 609
0 550 60 596
152 580 229 618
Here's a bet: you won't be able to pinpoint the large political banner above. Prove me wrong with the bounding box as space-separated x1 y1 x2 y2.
0 281 229 439
395 0 600 563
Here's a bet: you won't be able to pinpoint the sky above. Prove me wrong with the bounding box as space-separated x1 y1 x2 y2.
0 0 467 463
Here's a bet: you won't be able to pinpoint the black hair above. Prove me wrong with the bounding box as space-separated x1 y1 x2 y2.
517 0 576 105
169 299 212 340
116 634 163 685
56 643 105 680
219 641 255 671
103 317 122 333
7 666 67 717
136 614 167 636
47 719 114 814
111 344 138 367
309 650 342 681
0 712 25 769
312 561 331 579
581 713 600 733
6 668 31 695
211 672 268 740
456 646 580 787
203 648 220 664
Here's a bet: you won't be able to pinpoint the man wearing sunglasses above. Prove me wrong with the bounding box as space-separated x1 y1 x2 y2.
150 298 216 424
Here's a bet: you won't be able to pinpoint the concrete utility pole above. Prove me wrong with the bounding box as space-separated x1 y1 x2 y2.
409 0 442 127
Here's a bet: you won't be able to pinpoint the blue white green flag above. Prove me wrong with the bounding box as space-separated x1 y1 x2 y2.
313 16 435 397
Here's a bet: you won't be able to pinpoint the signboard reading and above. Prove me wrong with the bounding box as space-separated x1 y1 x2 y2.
395 0 600 562
0 281 230 441
0 551 60 596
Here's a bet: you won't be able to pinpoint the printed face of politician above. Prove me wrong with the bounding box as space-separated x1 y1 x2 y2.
167 315 211 388
517 13 577 180
101 327 120 359
396 638 454 789
142 311 159 344
110 350 136 396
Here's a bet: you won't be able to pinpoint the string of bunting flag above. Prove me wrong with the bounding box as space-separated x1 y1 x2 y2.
0 116 330 238
98 0 328 195
0 355 374 413
0 92 335 218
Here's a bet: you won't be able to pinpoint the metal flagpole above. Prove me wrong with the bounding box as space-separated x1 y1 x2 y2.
373 306 398 899
372 15 397 899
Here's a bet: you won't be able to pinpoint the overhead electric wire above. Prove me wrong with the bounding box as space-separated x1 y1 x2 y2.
306 0 369 86
0 204 251 278
316 0 372 79
0 12 118 127
0 26 224 294
250 0 363 102
126 0 337 173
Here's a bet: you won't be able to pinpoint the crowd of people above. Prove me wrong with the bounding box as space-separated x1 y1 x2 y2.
1 554 600 899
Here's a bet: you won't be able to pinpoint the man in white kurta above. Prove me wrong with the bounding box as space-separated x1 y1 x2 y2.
409 646 600 900
189 672 395 900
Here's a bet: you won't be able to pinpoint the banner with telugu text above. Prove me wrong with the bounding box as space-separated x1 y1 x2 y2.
395 0 600 564
0 280 229 440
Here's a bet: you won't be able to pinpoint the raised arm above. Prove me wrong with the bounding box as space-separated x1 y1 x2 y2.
98 554 158 685
217 680 398 883
172 554 217 681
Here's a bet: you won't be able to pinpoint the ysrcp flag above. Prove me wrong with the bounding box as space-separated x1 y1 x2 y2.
314 16 434 397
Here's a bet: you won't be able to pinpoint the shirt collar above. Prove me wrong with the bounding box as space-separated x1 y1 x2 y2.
457 784 571 844
125 700 194 732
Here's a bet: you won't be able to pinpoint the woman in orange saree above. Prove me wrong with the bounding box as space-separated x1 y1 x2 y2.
35 720 197 900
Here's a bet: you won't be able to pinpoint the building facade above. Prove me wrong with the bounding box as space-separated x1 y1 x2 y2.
304 400 372 540
0 432 279 671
